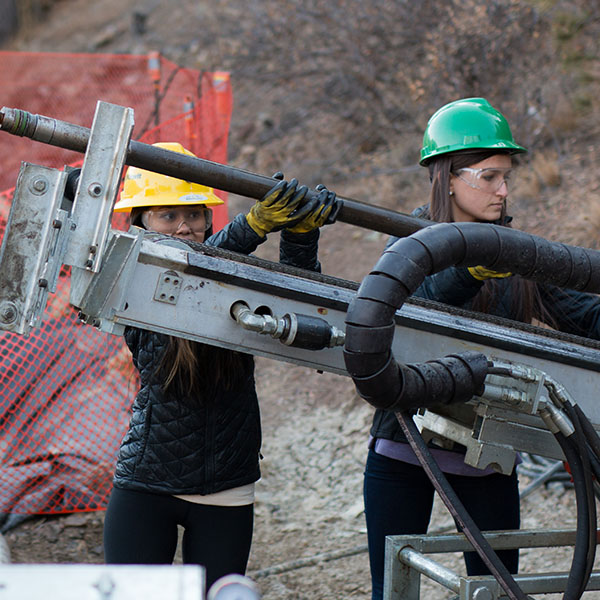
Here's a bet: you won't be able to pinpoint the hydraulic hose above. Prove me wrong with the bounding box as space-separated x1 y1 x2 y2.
542 385 599 598
344 223 600 600
573 403 600 465
563 403 598 596
344 222 600 411
230 301 345 350
554 430 594 600
569 404 600 502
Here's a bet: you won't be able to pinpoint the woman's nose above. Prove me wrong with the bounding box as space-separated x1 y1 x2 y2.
176 219 193 233
497 180 509 196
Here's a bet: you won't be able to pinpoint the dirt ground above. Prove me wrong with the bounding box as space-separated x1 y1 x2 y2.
3 1 600 599
1 369 594 600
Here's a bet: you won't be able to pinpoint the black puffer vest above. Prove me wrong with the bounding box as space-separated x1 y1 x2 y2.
114 328 260 494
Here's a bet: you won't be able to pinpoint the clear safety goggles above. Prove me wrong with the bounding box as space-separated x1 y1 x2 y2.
453 167 514 193
145 206 212 233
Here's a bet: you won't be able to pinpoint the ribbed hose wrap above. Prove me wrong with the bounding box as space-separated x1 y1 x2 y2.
344 222 600 410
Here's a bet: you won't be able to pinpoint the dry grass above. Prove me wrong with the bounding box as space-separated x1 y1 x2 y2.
531 151 562 188
513 151 561 203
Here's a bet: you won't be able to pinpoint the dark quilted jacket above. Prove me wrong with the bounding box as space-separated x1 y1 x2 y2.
371 206 600 443
113 214 321 494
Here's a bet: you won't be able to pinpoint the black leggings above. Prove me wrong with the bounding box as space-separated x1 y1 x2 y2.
364 449 520 600
103 487 254 592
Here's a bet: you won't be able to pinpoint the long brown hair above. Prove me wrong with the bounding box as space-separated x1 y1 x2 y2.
425 150 554 326
159 337 251 398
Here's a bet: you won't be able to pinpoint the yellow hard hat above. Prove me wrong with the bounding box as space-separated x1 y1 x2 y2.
113 142 224 212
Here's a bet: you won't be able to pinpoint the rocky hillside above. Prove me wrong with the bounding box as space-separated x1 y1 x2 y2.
5 0 600 266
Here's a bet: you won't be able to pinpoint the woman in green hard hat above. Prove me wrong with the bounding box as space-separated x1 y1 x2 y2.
363 98 600 600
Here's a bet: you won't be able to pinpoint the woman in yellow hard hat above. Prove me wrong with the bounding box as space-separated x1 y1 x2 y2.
363 99 600 600
113 142 225 242
104 142 336 592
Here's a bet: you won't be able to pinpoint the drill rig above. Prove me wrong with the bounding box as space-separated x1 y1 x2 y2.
1 101 600 600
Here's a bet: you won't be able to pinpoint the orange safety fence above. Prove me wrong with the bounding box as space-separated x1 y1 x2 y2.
0 51 233 529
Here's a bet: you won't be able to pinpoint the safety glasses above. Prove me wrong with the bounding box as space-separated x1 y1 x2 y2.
145 206 213 233
453 167 514 193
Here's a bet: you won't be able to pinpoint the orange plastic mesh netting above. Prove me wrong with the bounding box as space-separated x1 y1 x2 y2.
0 51 233 528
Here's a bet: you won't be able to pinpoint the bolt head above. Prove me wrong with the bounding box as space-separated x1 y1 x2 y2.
30 177 48 194
0 302 18 324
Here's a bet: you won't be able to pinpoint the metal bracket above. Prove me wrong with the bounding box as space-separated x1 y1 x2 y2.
68 101 134 307
154 271 183 305
0 163 68 333
413 358 569 473
77 229 144 335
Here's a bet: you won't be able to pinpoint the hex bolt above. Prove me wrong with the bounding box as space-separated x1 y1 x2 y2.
38 278 48 288
85 259 94 268
0 302 18 325
30 177 48 194
52 219 62 229
89 245 97 254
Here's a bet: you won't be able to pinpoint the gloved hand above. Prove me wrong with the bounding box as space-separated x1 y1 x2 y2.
468 266 512 280
286 184 337 234
246 177 316 237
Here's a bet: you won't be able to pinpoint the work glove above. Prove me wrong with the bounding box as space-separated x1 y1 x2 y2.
468 266 512 281
286 184 337 234
246 177 316 238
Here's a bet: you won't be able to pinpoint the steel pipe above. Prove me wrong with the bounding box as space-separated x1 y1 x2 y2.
398 546 461 593
0 106 430 238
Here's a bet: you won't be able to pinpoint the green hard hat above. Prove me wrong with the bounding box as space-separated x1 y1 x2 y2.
420 97 527 166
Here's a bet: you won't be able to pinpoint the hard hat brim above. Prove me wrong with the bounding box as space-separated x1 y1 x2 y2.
419 140 528 166
113 190 225 212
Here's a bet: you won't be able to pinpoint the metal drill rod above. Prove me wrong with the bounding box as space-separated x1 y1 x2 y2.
0 106 429 238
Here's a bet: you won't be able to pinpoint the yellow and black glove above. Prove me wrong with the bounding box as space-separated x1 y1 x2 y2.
246 178 315 238
468 266 512 281
286 184 337 234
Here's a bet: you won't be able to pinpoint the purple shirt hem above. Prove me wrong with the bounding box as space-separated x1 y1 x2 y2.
371 437 519 477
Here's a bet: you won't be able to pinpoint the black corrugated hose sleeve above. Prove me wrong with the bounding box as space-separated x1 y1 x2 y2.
344 222 600 411
396 410 532 600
